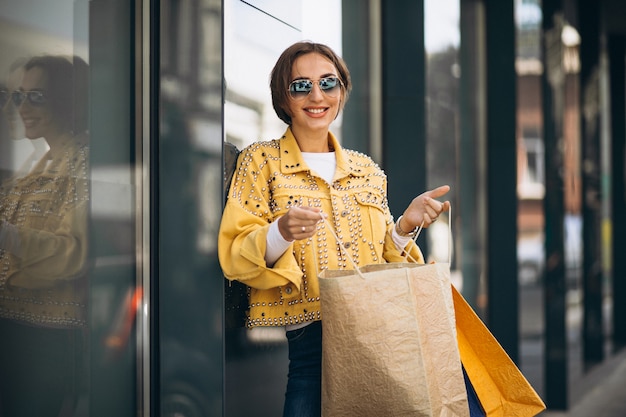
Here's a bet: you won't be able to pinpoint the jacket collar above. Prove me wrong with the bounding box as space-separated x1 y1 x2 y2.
279 127 366 181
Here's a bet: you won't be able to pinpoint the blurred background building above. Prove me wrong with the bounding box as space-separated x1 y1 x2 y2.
0 0 624 416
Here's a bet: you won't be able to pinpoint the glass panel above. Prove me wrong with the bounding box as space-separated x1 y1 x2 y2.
158 0 225 416
515 0 545 397
223 1 342 415
424 1 467 289
0 1 139 416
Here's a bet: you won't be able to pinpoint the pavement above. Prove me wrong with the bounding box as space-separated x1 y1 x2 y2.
538 346 626 417
518 283 626 417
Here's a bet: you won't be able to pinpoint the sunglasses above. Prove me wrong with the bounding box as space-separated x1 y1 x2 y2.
11 90 48 106
288 77 342 99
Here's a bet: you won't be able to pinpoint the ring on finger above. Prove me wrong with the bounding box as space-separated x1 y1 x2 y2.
301 226 306 232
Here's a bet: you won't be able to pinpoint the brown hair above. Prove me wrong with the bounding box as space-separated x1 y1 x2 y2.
24 55 89 134
270 42 352 125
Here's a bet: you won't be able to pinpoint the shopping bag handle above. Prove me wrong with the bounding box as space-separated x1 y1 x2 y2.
320 215 366 279
408 207 452 265
319 207 452 278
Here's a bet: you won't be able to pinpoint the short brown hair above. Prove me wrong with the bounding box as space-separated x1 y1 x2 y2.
270 42 352 125
24 55 89 134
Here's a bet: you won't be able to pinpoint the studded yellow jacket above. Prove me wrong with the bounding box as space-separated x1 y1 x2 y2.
218 128 423 328
0 140 89 328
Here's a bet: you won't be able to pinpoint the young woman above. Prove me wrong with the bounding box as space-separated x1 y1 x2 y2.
219 41 450 417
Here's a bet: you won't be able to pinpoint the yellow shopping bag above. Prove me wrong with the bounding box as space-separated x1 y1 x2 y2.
452 286 546 417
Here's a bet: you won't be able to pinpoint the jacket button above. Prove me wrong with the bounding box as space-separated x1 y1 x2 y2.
341 210 349 217
285 286 293 294
343 242 351 249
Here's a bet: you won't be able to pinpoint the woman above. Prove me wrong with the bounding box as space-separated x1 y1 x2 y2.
218 42 450 417
0 54 89 417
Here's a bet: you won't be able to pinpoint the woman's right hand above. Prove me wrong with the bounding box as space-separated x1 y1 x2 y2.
400 185 451 231
277 206 326 241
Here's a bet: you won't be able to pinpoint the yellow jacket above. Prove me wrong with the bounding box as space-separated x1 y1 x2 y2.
0 140 89 328
218 128 423 327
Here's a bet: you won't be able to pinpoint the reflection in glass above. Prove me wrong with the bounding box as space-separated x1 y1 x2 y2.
0 54 90 416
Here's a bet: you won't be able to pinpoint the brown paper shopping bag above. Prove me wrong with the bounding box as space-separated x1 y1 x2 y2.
319 259 469 416
452 286 546 417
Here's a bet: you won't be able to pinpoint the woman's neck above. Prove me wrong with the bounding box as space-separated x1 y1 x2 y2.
44 131 75 157
291 127 332 153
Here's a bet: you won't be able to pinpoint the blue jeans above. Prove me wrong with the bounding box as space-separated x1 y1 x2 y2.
282 321 322 417
463 365 487 417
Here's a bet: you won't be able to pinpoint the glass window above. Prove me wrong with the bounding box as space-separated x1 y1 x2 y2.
515 0 546 397
424 1 471 299
158 0 225 415
519 136 545 194
0 1 140 416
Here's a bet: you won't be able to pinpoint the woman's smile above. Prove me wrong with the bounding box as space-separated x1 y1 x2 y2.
304 107 328 115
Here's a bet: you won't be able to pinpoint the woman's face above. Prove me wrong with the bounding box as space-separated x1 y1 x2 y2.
287 52 342 134
15 66 63 140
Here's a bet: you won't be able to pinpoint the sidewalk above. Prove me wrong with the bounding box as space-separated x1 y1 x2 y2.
539 347 626 417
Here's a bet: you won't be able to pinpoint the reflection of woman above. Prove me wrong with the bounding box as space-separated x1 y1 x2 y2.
0 55 89 417
218 42 450 417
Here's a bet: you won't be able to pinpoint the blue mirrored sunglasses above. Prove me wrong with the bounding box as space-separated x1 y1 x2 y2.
288 77 342 99
11 90 48 106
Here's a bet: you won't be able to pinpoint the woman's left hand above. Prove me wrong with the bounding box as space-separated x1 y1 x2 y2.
398 185 451 231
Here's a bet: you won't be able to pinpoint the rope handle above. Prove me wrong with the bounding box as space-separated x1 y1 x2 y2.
318 207 452 279
320 215 366 279
405 207 452 265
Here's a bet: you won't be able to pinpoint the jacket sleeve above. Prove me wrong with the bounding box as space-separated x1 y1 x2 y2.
382 219 425 264
218 149 304 291
2 199 89 289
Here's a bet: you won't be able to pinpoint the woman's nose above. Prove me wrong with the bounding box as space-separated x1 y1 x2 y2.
309 83 324 100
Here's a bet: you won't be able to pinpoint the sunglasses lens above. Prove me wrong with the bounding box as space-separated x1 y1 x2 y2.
0 90 8 107
319 77 339 91
11 91 24 106
11 91 47 106
289 80 313 97
28 91 46 104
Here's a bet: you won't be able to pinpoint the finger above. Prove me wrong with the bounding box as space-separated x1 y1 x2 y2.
424 195 445 212
425 185 450 200
298 206 323 216
292 206 327 222
428 199 450 215
423 213 436 225
294 224 317 239
423 204 439 220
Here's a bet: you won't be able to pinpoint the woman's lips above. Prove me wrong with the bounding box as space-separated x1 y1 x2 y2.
304 107 328 116
21 117 38 128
